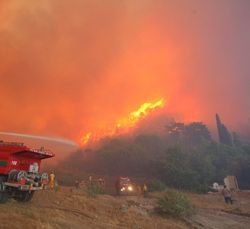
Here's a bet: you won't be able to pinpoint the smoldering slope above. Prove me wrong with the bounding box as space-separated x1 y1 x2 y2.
0 0 249 143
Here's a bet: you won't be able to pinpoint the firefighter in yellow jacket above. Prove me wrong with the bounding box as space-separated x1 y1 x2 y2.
49 171 55 190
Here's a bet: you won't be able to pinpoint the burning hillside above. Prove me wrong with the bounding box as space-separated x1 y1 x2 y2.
0 1 249 145
80 98 165 145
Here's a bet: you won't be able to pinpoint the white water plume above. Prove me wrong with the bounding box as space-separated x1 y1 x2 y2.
0 132 79 147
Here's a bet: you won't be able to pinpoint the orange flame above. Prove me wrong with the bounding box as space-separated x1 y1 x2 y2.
80 98 165 145
81 132 92 145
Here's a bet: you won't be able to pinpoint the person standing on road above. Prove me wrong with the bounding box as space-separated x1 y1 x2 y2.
221 185 233 204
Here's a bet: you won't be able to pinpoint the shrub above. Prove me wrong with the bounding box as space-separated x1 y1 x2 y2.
156 189 194 218
85 182 105 197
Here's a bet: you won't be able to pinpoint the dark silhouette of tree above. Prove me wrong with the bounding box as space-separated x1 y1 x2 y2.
185 122 212 143
166 121 211 145
215 114 232 146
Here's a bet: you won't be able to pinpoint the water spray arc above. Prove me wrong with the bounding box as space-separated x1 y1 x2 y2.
0 132 79 147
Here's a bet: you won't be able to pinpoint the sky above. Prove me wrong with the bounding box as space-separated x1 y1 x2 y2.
0 0 250 144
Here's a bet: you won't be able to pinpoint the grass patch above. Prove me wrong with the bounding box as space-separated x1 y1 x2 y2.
85 182 105 197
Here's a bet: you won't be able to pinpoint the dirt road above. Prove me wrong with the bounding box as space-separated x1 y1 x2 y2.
191 208 250 229
188 191 250 229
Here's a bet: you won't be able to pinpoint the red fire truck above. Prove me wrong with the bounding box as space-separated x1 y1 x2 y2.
0 141 54 203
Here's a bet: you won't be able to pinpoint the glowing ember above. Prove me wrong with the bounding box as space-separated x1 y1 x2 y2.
80 98 165 145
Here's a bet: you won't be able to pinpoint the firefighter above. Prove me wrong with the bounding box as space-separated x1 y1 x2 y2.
137 185 142 195
80 180 86 189
142 183 148 197
49 171 55 190
221 185 233 204
98 177 105 187
88 176 92 185
75 180 80 189
115 177 121 196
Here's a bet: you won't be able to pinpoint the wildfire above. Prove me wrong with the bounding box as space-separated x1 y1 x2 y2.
130 99 164 121
80 98 165 145
81 132 92 145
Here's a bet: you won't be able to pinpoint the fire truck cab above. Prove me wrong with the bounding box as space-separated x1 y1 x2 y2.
0 141 54 203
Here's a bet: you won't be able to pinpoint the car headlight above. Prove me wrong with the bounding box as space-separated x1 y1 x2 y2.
128 186 133 191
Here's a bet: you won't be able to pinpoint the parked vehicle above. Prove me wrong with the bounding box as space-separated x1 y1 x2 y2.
116 177 135 195
0 141 54 203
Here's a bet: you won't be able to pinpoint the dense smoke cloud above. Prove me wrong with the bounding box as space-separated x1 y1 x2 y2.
0 0 249 142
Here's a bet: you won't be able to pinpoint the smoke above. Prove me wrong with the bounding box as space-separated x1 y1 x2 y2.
0 0 249 143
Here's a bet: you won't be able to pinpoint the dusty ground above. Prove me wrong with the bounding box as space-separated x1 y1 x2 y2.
188 191 250 229
0 188 250 229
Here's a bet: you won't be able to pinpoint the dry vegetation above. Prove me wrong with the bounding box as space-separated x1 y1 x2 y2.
0 187 187 229
0 187 250 229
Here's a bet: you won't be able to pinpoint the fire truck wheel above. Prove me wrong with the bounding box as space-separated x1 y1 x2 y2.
0 192 8 204
0 177 8 204
15 191 34 202
0 192 9 204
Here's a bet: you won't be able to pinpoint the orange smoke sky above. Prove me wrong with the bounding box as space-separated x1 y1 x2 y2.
0 0 249 143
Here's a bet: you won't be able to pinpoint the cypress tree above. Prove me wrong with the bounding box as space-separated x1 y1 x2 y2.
215 113 232 146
